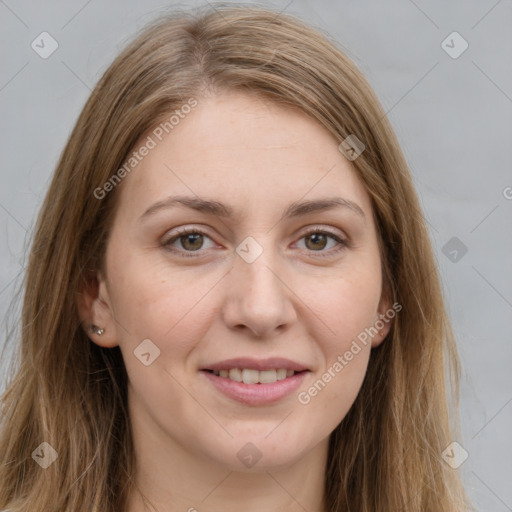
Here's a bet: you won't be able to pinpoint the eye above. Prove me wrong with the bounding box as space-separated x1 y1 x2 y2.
295 228 347 257
162 227 216 257
162 226 348 259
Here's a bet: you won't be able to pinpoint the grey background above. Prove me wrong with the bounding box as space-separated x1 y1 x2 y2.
1 1 511 510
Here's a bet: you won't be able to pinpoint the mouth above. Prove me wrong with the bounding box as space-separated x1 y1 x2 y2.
202 368 307 384
199 358 311 405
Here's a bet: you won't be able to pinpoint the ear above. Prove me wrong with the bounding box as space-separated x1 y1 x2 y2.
371 291 394 348
76 272 119 348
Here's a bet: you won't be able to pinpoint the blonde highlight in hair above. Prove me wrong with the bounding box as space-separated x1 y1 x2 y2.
0 4 469 511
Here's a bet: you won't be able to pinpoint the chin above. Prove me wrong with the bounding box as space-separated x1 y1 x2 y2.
210 437 313 473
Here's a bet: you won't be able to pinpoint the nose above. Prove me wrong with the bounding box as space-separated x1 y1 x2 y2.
221 248 297 338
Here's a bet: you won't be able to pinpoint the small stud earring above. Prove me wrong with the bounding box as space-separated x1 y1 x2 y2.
90 324 105 336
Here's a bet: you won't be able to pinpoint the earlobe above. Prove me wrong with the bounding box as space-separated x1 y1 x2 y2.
89 324 105 336
76 273 119 348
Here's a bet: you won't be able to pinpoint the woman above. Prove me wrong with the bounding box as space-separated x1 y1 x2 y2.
0 4 470 511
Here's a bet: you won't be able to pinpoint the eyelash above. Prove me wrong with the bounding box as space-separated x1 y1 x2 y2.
162 226 348 259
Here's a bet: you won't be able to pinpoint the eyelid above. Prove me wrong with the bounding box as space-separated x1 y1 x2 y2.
299 225 347 241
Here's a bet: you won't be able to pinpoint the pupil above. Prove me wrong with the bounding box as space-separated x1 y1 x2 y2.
182 233 202 251
307 233 326 250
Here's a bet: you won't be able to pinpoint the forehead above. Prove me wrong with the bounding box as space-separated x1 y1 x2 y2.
116 92 373 221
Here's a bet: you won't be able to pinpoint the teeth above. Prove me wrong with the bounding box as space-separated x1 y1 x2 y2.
242 369 259 384
277 368 287 380
228 368 242 382
211 368 297 383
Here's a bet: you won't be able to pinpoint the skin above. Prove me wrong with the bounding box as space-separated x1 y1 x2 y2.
78 91 391 512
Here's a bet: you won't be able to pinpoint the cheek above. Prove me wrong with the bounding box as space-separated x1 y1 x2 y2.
294 264 381 409
107 251 223 382
298 346 369 441
108 247 214 334
300 265 382 350
109 258 216 414
296 272 378 427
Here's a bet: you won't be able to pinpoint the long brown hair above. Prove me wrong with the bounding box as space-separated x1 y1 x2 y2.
0 4 469 511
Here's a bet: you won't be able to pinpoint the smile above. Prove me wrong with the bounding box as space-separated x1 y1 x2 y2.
200 369 309 405
207 368 298 384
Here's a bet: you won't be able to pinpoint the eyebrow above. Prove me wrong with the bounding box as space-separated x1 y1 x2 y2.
139 195 366 222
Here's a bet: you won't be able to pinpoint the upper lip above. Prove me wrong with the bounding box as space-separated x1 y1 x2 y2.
201 357 310 372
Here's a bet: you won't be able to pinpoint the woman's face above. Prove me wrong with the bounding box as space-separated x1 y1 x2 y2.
87 91 391 472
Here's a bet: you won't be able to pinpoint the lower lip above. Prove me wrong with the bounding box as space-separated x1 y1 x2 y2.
200 370 309 405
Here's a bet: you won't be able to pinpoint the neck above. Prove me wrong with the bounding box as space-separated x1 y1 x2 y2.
125 412 328 512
